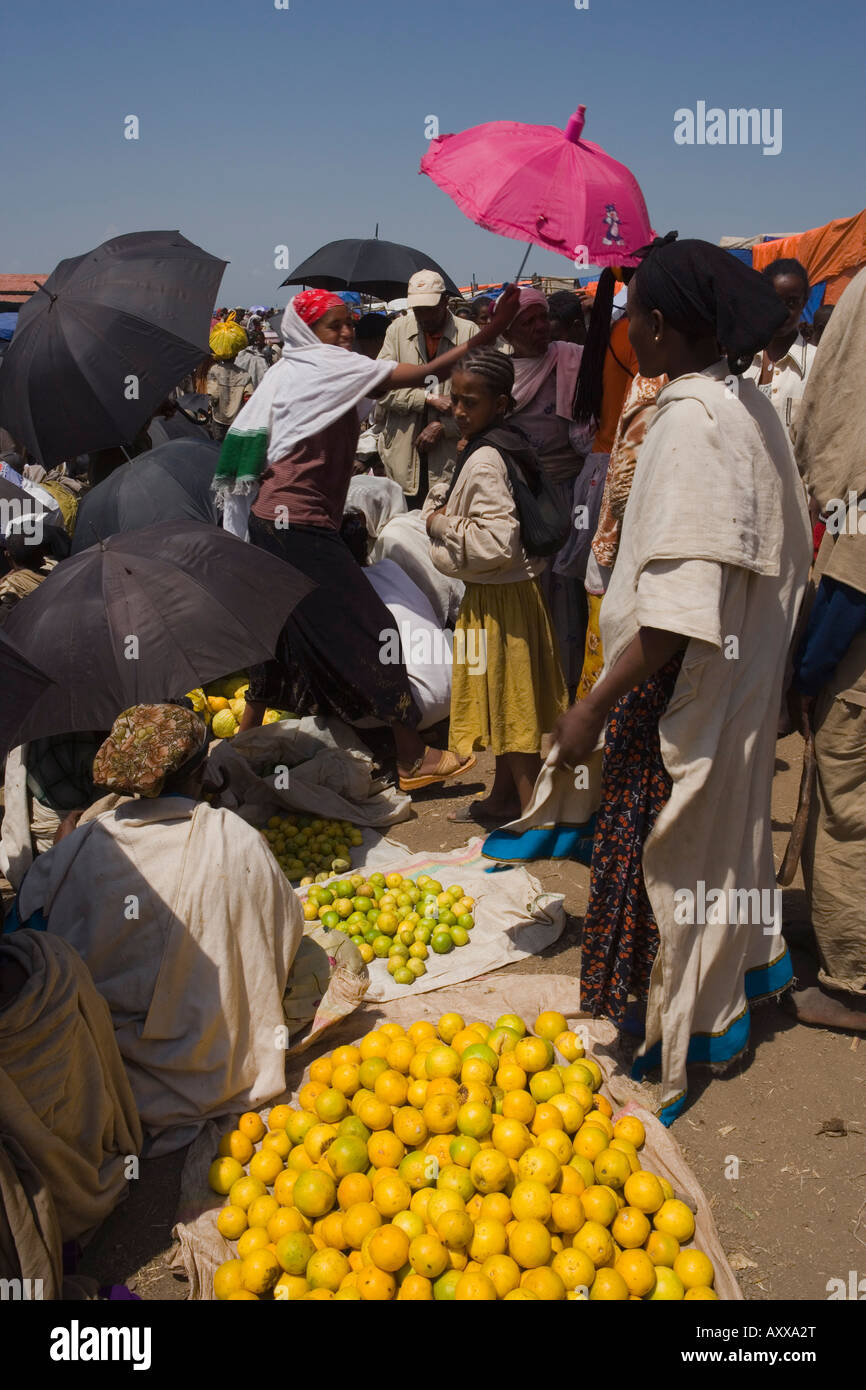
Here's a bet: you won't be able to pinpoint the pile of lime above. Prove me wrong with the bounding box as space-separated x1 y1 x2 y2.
303 872 476 985
260 813 364 884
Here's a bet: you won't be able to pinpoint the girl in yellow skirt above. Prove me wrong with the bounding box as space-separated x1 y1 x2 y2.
423 348 568 824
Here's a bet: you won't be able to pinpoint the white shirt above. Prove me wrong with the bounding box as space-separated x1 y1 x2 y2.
357 558 452 730
744 333 817 441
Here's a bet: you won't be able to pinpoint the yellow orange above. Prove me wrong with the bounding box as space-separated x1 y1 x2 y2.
612 1205 651 1249
216 1205 248 1241
455 1271 497 1300
469 1218 507 1261
343 1202 382 1249
674 1249 715 1289
589 1267 629 1300
217 1130 254 1165
521 1266 566 1300
552 1246 595 1292
372 1174 412 1218
653 1198 696 1243
240 1249 281 1295
398 1273 434 1300
309 1055 334 1086
613 1114 646 1148
469 1149 511 1194
501 1090 535 1124
573 1125 610 1164
510 1180 553 1223
550 1193 585 1235
238 1111 266 1143
213 1259 245 1300
409 1234 449 1279
337 1172 372 1209
573 1220 615 1269
616 1248 657 1296
356 1265 396 1300
508 1219 552 1270
517 1146 561 1190
208 1157 244 1196
359 1030 391 1061
368 1223 410 1272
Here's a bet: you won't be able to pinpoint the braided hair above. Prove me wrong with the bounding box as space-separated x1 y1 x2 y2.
456 347 516 412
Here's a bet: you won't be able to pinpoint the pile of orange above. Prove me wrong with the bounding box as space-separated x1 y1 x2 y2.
209 1010 718 1301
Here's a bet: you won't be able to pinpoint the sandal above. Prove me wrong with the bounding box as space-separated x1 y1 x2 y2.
399 749 477 792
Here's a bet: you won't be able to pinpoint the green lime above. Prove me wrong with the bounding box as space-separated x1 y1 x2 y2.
372 935 392 958
388 942 410 959
407 959 426 977
320 910 341 930
431 932 454 955
414 924 432 945
352 896 372 913
457 913 475 929
393 967 414 985
350 935 365 947
433 1268 462 1300
450 925 470 947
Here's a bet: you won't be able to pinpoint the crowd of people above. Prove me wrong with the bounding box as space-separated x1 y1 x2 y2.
1 234 864 1224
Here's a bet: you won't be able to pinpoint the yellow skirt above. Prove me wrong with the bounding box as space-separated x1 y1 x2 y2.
449 578 568 759
575 591 604 702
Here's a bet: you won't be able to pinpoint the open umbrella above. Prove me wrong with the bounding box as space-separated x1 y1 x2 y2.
420 105 653 269
0 231 227 467
280 238 460 301
0 520 314 746
71 439 220 554
0 630 56 755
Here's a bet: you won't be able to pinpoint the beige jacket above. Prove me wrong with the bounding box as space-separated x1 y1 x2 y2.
376 311 478 496
423 445 544 585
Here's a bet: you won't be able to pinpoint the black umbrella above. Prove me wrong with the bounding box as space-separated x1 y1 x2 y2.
280 238 460 301
0 630 56 755
0 520 314 746
71 439 220 554
0 231 227 468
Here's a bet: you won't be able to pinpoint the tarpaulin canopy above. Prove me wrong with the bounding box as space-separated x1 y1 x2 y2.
722 209 866 307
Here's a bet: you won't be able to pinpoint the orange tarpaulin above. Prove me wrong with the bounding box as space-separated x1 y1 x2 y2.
752 209 866 305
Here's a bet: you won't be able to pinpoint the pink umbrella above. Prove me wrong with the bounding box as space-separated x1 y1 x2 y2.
420 105 653 269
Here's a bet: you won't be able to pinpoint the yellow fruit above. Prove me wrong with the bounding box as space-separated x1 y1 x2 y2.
236 1227 269 1259
298 1081 326 1113
229 1175 266 1211
216 1204 248 1241
455 1271 497 1300
427 1076 459 1098
398 1273 434 1300
491 1118 531 1160
550 1193 585 1235
645 1265 686 1301
240 1249 281 1295
211 709 238 739
248 1148 284 1187
592 1094 613 1119
616 1248 658 1296
584 1109 614 1139
406 1079 428 1108
645 1230 680 1267
274 1230 315 1275
438 1012 465 1043
573 1126 610 1163
529 1068 564 1104
425 1045 462 1080
517 1146 561 1191
273 1273 309 1301
409 1234 449 1279
573 1220 615 1268
337 1172 373 1209
208 1157 244 1196
554 1030 584 1062
469 1149 511 1194
308 1054 333 1086
684 1285 719 1300
534 1011 569 1041
217 1130 255 1165
480 1192 512 1225
580 1057 603 1090
226 1289 258 1299
514 1036 553 1074
372 1174 412 1219
303 1288 334 1300
508 1219 552 1270
609 1138 640 1173
292 1169 337 1219
653 1198 696 1243
594 1148 632 1192
481 1254 521 1297
624 1170 666 1214
356 1096 394 1132
613 1115 646 1149
423 1094 460 1135
456 1101 493 1139
674 1249 715 1289
407 1021 437 1047
510 1180 553 1223
374 1069 409 1107
359 1030 391 1061
612 1205 651 1249
547 1093 584 1134
589 1267 629 1300
552 1246 595 1293
501 1090 535 1124
368 1224 410 1273
521 1266 566 1300
307 1248 350 1291
247 1195 280 1229
536 1129 572 1165
334 1285 361 1300
461 1057 494 1086
469 1218 508 1261
343 1202 382 1249
356 1266 397 1300
368 1130 405 1170
269 1207 308 1242
213 1259 245 1300
287 1145 314 1173
496 1063 528 1093
386 1039 415 1074
580 1184 618 1227
504 1288 539 1300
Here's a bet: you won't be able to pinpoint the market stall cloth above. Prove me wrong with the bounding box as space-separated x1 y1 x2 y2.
297 838 566 1003
172 974 742 1301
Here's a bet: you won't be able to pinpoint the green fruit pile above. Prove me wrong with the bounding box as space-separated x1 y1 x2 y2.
260 813 364 884
303 872 476 986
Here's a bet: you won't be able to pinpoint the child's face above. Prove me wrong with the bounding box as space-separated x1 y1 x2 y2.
451 371 508 439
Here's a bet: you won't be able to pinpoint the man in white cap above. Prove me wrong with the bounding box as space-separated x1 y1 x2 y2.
376 270 477 506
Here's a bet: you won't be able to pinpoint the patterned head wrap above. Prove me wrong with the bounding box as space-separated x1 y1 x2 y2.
93 704 208 798
291 289 345 327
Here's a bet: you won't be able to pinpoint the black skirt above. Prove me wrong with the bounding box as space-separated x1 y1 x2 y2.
247 515 421 728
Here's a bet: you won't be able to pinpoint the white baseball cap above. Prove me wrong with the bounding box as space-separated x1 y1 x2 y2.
407 270 447 306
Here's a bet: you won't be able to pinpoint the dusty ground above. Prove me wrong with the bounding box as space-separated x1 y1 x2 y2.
75 733 865 1302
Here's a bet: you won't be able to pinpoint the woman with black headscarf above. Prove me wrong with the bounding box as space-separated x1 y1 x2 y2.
553 239 812 1124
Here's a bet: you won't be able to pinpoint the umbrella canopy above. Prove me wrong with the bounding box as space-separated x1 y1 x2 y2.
280 238 460 301
0 630 56 755
71 439 220 554
420 105 653 269
0 231 227 467
0 520 314 746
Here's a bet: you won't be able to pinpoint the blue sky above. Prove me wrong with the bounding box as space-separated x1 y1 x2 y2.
4 0 863 305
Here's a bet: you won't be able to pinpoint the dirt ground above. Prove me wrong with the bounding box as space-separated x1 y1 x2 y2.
75 733 865 1303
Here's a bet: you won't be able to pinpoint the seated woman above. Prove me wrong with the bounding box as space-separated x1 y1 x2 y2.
6 704 305 1151
554 239 812 1123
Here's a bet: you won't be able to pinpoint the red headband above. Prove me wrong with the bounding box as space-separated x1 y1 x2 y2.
293 289 345 325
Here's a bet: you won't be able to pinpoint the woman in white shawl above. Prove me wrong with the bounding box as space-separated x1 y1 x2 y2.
554 240 812 1124
214 286 520 792
502 289 588 691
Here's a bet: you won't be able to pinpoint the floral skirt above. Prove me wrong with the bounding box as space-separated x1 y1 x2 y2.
579 653 683 1025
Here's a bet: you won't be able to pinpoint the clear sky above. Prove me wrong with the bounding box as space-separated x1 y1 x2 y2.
4 0 864 305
